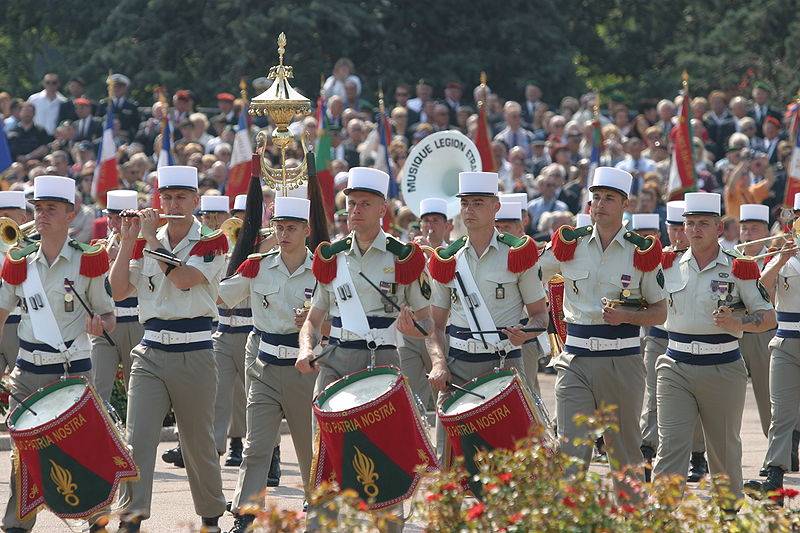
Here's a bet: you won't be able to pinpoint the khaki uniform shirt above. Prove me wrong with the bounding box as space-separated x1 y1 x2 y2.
311 230 429 319
538 226 667 325
430 230 546 328
220 250 315 334
664 247 773 337
129 219 225 322
0 240 114 344
775 257 800 313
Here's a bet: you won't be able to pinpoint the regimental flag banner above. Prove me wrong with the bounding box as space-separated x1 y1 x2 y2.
476 104 495 172
438 370 538 498
314 94 335 220
312 367 437 510
0 119 12 174
667 73 696 199
784 101 800 207
8 378 138 520
225 107 253 203
547 275 567 343
91 101 119 208
584 107 603 212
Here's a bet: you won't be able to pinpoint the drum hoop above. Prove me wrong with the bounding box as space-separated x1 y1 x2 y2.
313 365 401 416
440 368 516 414
8 377 87 429
439 370 536 425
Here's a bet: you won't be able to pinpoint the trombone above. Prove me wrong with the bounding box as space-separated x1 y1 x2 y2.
734 218 800 260
0 218 38 246
220 217 275 247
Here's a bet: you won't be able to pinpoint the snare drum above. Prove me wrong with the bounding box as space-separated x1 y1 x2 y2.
312 366 437 510
439 369 553 496
7 378 138 521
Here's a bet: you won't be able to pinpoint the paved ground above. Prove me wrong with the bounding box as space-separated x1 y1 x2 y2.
0 373 794 531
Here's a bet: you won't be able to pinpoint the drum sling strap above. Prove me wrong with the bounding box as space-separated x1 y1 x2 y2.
452 249 507 367
331 253 386 368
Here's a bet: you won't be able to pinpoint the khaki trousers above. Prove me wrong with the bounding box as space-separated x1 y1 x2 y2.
398 335 434 411
212 330 248 453
2 366 92 531
764 337 800 470
555 352 645 495
652 355 747 502
231 359 315 511
91 320 143 402
641 335 706 453
521 342 542 396
117 344 225 521
740 329 777 437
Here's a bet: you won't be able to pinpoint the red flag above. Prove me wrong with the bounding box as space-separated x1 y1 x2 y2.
91 108 119 207
667 79 695 199
476 105 496 172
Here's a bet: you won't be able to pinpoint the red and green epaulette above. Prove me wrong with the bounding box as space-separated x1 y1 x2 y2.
550 225 593 262
497 233 540 273
427 236 467 284
312 234 425 285
69 239 111 277
189 226 229 257
660 247 687 270
723 249 760 280
1 242 39 285
236 250 279 279
622 231 662 272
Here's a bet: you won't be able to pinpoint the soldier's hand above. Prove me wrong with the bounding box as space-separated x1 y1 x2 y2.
427 362 450 393
138 208 160 240
395 306 418 336
503 326 537 346
775 240 798 266
85 314 105 337
295 353 317 374
602 303 629 326
294 307 309 329
712 306 740 333
119 214 140 242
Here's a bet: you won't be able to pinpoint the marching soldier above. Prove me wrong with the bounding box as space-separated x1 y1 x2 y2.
638 202 709 482
737 203 778 438
297 167 432 532
0 191 30 375
426 173 548 461
205 193 249 467
537 167 667 496
399 197 451 410
91 190 145 402
493 198 546 395
652 192 775 508
745 193 800 500
220 196 317 533
110 165 228 533
0 176 116 533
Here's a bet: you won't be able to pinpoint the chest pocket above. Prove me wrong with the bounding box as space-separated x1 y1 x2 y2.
561 266 590 296
252 280 281 311
483 272 518 302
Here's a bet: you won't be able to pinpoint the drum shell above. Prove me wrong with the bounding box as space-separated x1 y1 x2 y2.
312 366 437 510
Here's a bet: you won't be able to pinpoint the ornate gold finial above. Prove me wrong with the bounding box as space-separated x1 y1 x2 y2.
480 71 487 87
682 70 689 86
250 32 311 195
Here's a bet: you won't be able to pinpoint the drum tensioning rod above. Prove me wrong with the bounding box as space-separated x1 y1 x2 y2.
0 383 37 416
64 279 116 346
358 272 429 336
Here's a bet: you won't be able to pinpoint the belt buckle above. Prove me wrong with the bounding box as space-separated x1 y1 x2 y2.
589 337 600 351
278 346 288 358
690 341 701 355
33 351 42 366
161 331 171 344
466 339 479 353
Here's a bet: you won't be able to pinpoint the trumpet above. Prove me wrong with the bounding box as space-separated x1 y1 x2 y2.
0 218 38 246
220 217 275 247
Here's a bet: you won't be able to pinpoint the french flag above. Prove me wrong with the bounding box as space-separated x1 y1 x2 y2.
91 103 119 207
225 110 253 205
0 120 11 174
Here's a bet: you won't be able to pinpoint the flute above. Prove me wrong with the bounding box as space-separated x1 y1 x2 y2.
119 210 187 220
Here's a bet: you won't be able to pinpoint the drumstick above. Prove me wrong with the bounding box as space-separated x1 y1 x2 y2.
358 272 429 336
447 382 486 400
63 279 116 346
0 382 37 416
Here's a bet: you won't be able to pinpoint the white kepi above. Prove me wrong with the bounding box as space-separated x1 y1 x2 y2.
495 201 522 221
0 191 27 210
739 204 769 224
233 194 248 212
105 190 138 213
158 165 198 191
794 192 800 211
589 167 633 197
575 213 593 227
456 171 498 197
683 192 721 216
666 201 686 225
272 197 310 222
200 195 230 213
344 167 389 198
32 175 75 204
420 198 448 218
632 213 660 231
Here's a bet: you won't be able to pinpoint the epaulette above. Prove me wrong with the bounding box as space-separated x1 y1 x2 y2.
1 242 39 285
550 225 593 262
428 236 468 283
660 247 686 270
497 233 539 273
623 231 662 272
236 250 279 279
189 226 229 257
723 248 760 280
312 236 353 284
385 235 426 284
69 239 110 278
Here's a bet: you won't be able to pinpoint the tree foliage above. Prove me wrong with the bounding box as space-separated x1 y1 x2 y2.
2 0 800 106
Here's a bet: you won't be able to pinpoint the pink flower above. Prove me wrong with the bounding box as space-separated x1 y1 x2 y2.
426 493 442 502
563 496 577 508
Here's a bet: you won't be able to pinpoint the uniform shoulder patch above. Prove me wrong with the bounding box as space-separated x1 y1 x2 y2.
657 269 665 289
419 272 431 300
8 242 39 262
317 236 352 260
436 236 468 260
428 236 467 284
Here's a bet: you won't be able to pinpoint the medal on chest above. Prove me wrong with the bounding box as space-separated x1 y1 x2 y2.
620 274 632 299
495 283 505 300
64 288 74 312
